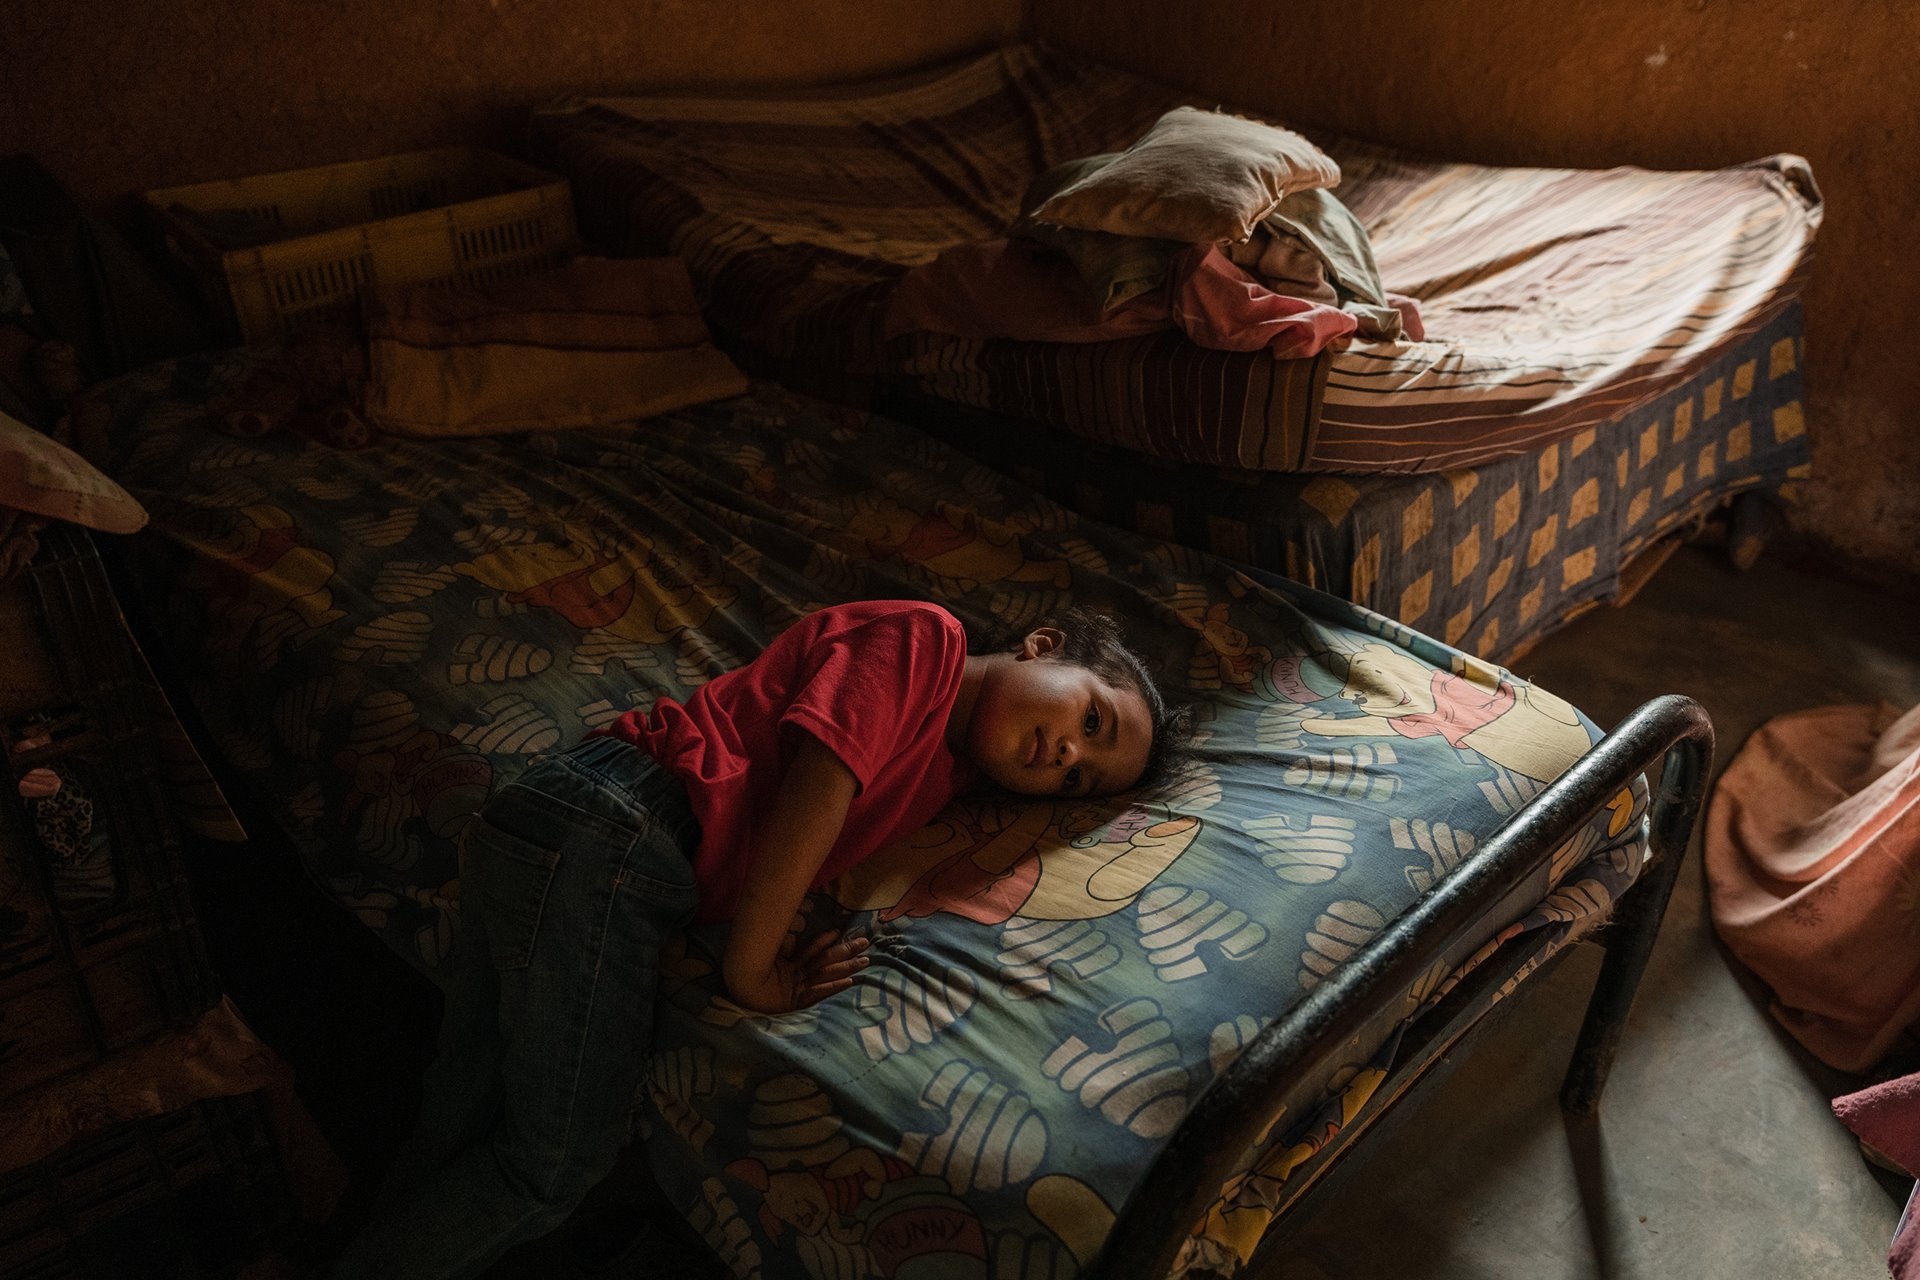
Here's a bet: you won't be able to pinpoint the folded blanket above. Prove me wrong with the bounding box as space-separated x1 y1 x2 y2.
201 258 751 446
361 256 749 436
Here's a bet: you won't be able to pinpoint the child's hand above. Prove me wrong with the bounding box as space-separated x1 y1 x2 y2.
730 930 871 1014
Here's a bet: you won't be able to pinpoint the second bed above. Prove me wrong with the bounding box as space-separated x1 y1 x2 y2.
530 42 1819 659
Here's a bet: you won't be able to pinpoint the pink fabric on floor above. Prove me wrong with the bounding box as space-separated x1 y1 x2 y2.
1833 1072 1920 1278
885 239 1381 360
1836 1073 1920 1174
1705 701 1920 1072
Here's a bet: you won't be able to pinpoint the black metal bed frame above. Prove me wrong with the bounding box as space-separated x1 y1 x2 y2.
1094 694 1715 1280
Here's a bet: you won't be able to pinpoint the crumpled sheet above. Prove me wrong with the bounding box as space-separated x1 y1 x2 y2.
886 237 1422 360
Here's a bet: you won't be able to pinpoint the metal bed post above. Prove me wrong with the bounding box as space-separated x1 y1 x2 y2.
1560 695 1713 1111
1091 694 1715 1280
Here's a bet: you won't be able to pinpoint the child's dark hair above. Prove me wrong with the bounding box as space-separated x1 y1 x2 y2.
974 606 1194 792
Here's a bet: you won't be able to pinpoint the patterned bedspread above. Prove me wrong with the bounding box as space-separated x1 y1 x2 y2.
92 362 1648 1277
530 44 1820 475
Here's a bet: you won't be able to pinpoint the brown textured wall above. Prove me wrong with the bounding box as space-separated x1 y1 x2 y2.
4 0 1023 204
1036 0 1920 580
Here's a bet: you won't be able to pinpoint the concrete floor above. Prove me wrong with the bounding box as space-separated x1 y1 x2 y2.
1258 543 1920 1280
477 543 1920 1280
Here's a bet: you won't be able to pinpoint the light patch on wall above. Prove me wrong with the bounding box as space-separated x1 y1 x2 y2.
1644 46 1670 69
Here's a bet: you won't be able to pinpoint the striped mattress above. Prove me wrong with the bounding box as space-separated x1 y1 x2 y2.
530 43 1822 475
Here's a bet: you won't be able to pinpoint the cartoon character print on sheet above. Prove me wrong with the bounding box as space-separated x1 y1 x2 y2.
165 496 347 670
1245 610 1641 1009
725 460 1643 1280
1151 569 1275 696
782 561 1641 1280
1159 607 1651 1279
1255 618 1637 841
677 1019 1159 1278
146 477 487 969
637 732 1229 1280
705 1073 995 1280
323 688 493 962
844 494 1073 596
451 513 741 677
647 939 1089 1280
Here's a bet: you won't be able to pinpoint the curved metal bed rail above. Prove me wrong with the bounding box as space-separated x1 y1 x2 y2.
1093 693 1716 1280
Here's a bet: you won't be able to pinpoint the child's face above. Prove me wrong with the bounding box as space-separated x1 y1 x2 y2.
966 647 1153 798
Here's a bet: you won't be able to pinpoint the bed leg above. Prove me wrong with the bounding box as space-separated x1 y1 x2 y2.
1725 491 1773 572
1560 724 1712 1114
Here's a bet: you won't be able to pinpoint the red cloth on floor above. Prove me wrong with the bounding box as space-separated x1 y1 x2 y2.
886 238 1422 360
1705 701 1920 1072
1833 1073 1920 1278
1836 1073 1920 1174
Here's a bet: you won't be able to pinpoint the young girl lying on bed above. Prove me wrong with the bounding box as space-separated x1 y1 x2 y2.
325 599 1186 1280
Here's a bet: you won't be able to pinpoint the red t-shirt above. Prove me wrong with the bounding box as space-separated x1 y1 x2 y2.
601 600 975 922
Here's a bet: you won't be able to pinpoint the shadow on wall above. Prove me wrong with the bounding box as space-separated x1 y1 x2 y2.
1 0 1024 205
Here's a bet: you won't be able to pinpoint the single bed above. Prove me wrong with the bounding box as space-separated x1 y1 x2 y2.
528 42 1818 659
82 349 1710 1279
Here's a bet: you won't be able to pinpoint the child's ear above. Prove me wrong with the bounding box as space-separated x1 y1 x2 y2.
1019 626 1067 660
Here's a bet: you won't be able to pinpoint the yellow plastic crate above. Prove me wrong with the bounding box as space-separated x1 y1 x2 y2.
144 147 578 343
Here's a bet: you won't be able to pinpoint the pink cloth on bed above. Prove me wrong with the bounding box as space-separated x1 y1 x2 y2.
885 238 1418 360
1705 701 1920 1072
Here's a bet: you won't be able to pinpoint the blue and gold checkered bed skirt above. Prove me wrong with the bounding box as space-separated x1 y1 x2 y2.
898 304 1810 662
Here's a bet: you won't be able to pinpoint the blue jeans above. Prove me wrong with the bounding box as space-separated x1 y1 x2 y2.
329 735 701 1280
